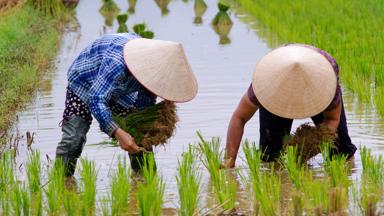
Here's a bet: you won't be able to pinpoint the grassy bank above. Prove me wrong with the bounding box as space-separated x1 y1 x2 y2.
0 2 67 134
227 0 384 115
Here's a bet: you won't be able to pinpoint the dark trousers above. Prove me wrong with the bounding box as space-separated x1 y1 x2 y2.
259 97 357 161
56 88 154 176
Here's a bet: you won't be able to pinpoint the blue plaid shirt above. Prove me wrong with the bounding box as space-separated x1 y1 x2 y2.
67 33 156 136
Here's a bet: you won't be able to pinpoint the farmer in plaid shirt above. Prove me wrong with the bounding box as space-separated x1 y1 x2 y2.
56 33 198 176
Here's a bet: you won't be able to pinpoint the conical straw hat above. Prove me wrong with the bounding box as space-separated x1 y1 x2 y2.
124 38 198 102
252 45 337 119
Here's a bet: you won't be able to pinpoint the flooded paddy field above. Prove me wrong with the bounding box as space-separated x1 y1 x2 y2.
7 0 384 215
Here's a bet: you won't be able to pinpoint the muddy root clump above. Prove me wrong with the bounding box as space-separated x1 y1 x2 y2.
113 101 178 149
283 123 336 162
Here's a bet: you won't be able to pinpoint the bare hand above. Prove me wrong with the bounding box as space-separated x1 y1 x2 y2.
114 128 144 154
220 156 235 169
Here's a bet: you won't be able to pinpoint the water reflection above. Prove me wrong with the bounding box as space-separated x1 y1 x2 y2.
116 14 129 33
154 0 171 16
193 0 207 24
211 3 233 45
99 0 120 27
128 0 137 14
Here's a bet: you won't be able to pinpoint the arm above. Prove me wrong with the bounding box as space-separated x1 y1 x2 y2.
322 101 341 134
224 92 259 168
88 58 142 153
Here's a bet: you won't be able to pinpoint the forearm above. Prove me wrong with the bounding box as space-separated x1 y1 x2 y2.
225 117 246 161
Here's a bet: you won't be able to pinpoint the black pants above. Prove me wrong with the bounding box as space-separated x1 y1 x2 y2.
259 97 357 161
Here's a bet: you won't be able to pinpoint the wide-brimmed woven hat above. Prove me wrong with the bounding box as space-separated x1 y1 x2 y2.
252 45 337 119
124 38 198 102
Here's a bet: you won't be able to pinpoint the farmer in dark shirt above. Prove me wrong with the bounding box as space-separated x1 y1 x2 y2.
224 44 356 167
56 33 198 176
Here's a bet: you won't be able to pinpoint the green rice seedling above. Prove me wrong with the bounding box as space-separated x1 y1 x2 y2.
99 0 120 27
10 182 22 216
328 186 348 215
30 190 43 216
110 157 131 215
99 196 111 216
242 140 262 213
128 0 137 14
254 168 281 216
137 153 165 216
78 158 97 215
360 146 384 185
45 159 66 215
113 101 176 149
154 0 170 16
133 23 155 39
281 146 305 189
197 133 236 212
0 150 15 191
117 13 129 33
1 190 11 216
26 0 65 17
325 155 350 188
291 189 303 216
20 184 30 216
360 177 381 216
211 2 233 44
193 0 207 24
26 150 41 193
176 145 201 216
63 190 80 216
302 178 329 215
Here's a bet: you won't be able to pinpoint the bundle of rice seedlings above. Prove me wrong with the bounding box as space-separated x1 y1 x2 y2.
283 123 335 163
78 158 97 215
99 0 120 27
128 0 137 14
211 2 233 44
133 23 155 39
193 0 207 24
154 0 170 16
116 13 129 33
113 101 178 149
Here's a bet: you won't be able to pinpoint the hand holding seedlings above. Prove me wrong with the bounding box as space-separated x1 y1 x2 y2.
114 128 145 153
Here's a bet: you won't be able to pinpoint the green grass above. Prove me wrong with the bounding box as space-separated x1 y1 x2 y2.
0 3 67 134
79 158 98 215
227 0 384 114
176 145 201 216
136 153 165 216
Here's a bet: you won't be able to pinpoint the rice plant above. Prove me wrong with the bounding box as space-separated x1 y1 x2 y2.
110 157 131 215
20 184 30 216
229 0 384 114
197 132 236 212
302 178 330 215
328 186 348 215
176 145 201 216
10 182 22 216
360 146 384 185
78 158 97 215
132 23 155 39
128 0 137 14
0 150 15 191
26 150 41 193
254 168 281 216
116 13 129 33
63 190 80 216
26 0 65 17
281 146 305 188
99 0 120 26
45 159 66 215
324 155 350 188
136 153 165 216
193 0 207 24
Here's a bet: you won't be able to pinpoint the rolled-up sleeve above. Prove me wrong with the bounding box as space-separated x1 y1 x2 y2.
88 58 125 137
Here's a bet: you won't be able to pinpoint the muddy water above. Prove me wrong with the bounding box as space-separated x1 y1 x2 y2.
14 0 384 214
